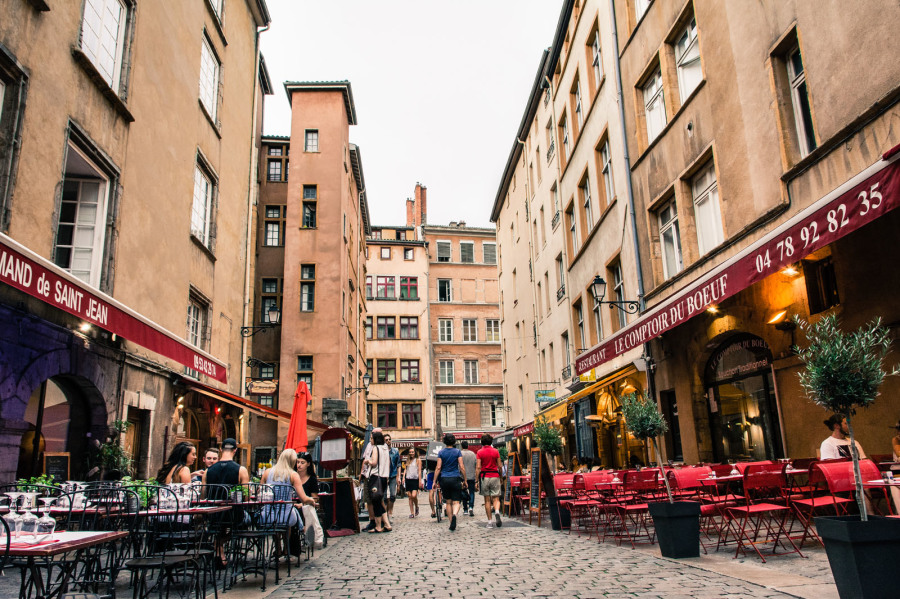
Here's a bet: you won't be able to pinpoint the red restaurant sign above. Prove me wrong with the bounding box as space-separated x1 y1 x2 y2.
0 234 228 383
577 150 900 375
514 422 535 437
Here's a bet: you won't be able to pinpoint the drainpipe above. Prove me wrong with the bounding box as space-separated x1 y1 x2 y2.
516 137 542 387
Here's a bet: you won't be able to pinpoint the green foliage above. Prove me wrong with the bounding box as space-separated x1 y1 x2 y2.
121 477 158 508
17 473 58 490
794 314 899 414
621 392 668 440
533 416 563 456
98 420 133 475
498 446 508 463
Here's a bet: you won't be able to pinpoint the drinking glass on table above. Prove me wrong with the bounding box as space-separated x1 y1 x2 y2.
729 461 739 476
2 496 22 539
19 495 39 539
35 498 56 542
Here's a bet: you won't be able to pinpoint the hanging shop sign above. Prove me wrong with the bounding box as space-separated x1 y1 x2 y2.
577 148 900 375
0 233 228 383
535 389 556 404
246 380 279 395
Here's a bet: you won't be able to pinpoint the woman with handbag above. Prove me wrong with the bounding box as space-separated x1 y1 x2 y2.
363 431 392 532
433 432 467 532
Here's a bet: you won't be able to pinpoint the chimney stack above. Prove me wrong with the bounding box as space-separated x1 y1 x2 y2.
415 182 427 225
406 198 416 228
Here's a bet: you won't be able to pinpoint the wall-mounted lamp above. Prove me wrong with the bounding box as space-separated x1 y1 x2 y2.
768 310 797 331
240 306 281 337
345 373 372 396
590 275 641 314
781 264 801 277
79 323 92 333
707 305 720 315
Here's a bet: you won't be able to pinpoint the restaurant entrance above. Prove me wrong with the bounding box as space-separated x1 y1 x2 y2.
704 334 784 462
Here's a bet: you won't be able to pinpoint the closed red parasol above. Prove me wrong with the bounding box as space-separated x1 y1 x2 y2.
285 381 311 451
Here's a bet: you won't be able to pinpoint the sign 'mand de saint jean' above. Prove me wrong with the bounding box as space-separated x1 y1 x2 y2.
576 153 900 375
0 234 228 383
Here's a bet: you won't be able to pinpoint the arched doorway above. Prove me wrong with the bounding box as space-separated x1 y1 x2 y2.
16 376 101 481
704 334 784 462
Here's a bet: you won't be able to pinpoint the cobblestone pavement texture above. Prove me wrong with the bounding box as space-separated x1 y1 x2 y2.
266 501 837 598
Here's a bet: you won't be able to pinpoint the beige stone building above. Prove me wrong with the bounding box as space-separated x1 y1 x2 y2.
363 193 434 450
0 0 272 481
423 221 504 448
250 81 370 455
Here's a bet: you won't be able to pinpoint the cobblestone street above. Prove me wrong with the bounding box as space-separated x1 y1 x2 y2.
263 502 838 599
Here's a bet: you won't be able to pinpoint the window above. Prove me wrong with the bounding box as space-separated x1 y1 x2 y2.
438 279 452 302
365 275 373 299
610 262 627 329
579 176 594 231
304 130 319 152
590 31 603 93
804 255 839 314
483 242 497 265
402 403 423 428
377 316 396 339
562 332 571 370
635 0 652 21
263 205 285 246
565 205 578 253
399 316 418 339
80 0 129 90
643 69 666 142
658 199 683 278
462 319 477 342
300 264 315 311
296 355 313 391
572 79 584 132
486 319 500 342
440 403 457 428
675 17 702 102
439 319 453 342
376 276 395 299
574 300 586 350
267 144 289 182
691 161 724 255
376 403 397 428
460 242 474 263
380 247 391 260
260 278 281 322
560 115 571 160
400 360 420 382
365 316 373 339
399 276 418 300
186 292 209 350
302 202 316 228
257 363 277 407
592 297 603 344
597 139 614 210
464 360 479 385
198 35 220 120
437 241 451 262
439 361 455 385
191 161 216 247
403 248 414 260
54 143 114 287
787 46 817 157
490 403 500 427
209 0 225 19
371 230 382 240
377 359 396 383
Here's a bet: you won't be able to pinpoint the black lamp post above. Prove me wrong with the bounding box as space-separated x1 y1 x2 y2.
240 306 281 337
590 275 641 314
345 373 371 395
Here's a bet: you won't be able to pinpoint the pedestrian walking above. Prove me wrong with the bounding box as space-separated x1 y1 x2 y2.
363 431 392 533
433 433 467 531
460 441 477 517
359 427 382 532
404 447 423 517
385 434 401 519
475 434 503 528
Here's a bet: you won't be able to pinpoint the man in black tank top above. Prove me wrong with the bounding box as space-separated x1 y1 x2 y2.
202 438 249 496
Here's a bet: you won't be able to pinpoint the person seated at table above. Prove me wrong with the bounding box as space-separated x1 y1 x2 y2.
260 449 317 528
190 448 220 482
819 414 866 460
156 441 197 485
891 420 900 462
296 452 319 501
629 454 645 470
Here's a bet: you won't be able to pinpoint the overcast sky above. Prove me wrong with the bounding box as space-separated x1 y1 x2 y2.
260 0 563 228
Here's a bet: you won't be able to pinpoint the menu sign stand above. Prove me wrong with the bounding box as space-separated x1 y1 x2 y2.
44 452 70 482
528 449 554 527
503 453 520 516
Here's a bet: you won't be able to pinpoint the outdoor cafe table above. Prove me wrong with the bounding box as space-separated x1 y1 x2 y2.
6 530 128 599
861 479 900 515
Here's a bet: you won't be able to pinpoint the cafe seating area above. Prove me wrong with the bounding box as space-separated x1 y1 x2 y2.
0 481 319 599
508 457 900 563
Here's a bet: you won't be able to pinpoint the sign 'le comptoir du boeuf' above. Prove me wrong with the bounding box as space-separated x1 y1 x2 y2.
576 150 900 375
0 234 228 383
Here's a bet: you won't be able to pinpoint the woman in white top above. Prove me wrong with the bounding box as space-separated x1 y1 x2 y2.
363 431 391 532
404 448 423 518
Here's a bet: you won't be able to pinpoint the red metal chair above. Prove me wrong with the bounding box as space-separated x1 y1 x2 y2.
609 470 659 548
735 460 774 474
790 461 852 547
562 472 613 537
669 467 720 553
725 462 803 562
817 458 884 514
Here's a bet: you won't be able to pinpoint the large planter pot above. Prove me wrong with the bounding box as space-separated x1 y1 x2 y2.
648 501 701 558
815 515 900 599
547 496 571 531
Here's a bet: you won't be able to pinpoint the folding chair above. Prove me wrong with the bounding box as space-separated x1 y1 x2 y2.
609 470 659 548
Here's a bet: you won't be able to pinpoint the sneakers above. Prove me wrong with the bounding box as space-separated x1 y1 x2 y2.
449 515 457 531
486 521 495 528
494 510 502 528
469 509 474 517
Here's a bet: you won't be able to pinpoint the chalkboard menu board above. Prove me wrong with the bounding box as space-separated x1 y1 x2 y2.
530 449 542 511
44 452 70 482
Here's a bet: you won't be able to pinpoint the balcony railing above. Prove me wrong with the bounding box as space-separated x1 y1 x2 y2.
551 210 561 230
561 365 572 379
547 141 555 163
556 284 565 301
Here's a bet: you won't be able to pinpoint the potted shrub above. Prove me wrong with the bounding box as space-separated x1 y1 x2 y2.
534 416 568 530
794 314 900 599
621 391 700 558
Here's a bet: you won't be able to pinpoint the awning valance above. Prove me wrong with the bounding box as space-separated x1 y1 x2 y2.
537 400 569 422
577 147 900 374
567 365 638 403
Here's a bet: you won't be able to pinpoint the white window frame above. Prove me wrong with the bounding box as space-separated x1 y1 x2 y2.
438 279 452 302
592 301 603 344
486 319 500 343
580 178 593 230
787 46 816 157
462 319 477 342
380 246 391 259
304 129 319 152
403 248 414 260
186 293 208 350
567 207 578 249
600 140 614 205
55 174 110 287
612 264 627 329
440 403 456 427
459 241 474 263
436 240 451 262
81 0 128 90
482 242 497 265
210 0 225 19
464 360 479 385
199 34 220 120
264 221 280 246
675 17 702 102
561 116 571 159
591 32 603 91
658 199 684 279
439 319 453 342
191 163 214 246
439 362 455 385
575 303 585 350
635 0 652 21
643 69 666 142
691 161 724 255
300 264 316 312
574 80 584 130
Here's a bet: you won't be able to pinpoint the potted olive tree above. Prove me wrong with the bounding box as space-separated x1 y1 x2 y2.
795 314 900 598
533 416 568 530
622 392 700 558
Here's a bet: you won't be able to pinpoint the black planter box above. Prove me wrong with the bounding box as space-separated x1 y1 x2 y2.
815 515 900 599
649 501 701 558
547 495 571 531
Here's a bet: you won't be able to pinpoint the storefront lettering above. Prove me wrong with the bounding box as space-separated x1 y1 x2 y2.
193 355 218 378
54 280 84 312
0 249 32 287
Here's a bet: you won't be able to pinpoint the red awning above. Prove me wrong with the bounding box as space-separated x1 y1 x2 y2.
577 147 900 375
185 379 327 431
514 422 534 437
0 233 228 382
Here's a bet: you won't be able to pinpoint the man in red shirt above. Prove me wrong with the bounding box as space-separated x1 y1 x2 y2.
475 433 503 528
